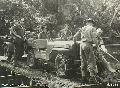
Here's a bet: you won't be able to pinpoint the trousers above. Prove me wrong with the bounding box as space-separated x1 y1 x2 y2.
13 38 24 62
80 42 98 77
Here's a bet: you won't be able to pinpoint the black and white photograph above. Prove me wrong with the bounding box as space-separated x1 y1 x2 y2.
0 0 120 88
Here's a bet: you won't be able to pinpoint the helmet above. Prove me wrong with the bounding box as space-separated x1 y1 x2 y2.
86 18 95 24
97 28 103 34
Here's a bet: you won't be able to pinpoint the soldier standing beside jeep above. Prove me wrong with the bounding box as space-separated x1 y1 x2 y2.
73 18 99 84
9 21 25 66
58 24 73 41
38 25 49 39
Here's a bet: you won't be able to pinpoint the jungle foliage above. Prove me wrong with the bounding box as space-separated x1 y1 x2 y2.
0 0 120 36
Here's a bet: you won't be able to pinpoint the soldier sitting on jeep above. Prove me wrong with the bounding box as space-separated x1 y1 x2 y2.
58 24 73 41
38 25 49 39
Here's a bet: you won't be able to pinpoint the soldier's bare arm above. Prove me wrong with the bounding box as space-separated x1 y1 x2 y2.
73 28 81 38
9 27 22 39
73 28 82 42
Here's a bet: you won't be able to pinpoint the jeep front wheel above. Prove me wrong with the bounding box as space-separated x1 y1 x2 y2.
55 53 67 76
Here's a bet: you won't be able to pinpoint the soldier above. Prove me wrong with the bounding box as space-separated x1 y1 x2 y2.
96 28 116 74
73 18 99 84
58 24 73 41
9 21 25 66
38 25 49 39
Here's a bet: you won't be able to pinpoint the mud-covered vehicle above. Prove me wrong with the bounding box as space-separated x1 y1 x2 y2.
26 38 81 75
26 37 120 80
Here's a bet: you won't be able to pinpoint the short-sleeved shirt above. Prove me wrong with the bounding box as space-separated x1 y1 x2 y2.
80 25 98 44
10 25 25 47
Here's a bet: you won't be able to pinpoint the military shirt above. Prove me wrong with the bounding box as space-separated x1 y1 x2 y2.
81 25 98 44
74 25 98 44
10 25 25 38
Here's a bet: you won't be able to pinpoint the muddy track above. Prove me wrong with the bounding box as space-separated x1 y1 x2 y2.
0 60 120 88
0 61 82 88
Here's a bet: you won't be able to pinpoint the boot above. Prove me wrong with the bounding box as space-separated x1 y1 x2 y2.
81 76 89 84
89 76 98 84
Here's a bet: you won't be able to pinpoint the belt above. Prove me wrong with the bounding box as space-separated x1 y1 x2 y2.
81 40 93 44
